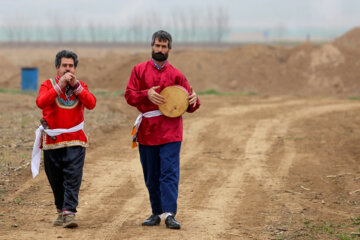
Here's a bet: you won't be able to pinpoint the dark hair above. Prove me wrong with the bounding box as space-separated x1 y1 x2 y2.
55 50 79 68
151 30 172 49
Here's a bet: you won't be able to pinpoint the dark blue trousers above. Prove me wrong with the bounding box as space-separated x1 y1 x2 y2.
44 146 85 213
139 142 181 215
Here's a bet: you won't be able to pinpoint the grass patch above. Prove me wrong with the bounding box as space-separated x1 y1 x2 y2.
13 198 23 204
91 89 258 97
198 89 222 95
198 89 257 96
300 219 360 240
351 217 360 226
0 88 36 95
336 233 358 240
347 96 360 101
18 154 29 160
92 90 124 97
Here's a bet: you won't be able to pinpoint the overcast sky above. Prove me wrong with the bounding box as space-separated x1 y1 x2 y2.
0 0 359 30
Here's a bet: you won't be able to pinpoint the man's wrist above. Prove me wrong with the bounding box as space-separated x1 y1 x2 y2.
73 81 83 95
72 81 80 89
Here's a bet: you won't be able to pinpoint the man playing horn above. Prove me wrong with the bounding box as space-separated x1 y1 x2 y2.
33 50 96 228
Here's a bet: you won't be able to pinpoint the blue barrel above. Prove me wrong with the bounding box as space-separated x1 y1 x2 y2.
21 67 38 91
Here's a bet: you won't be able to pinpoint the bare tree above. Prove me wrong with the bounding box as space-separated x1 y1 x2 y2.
3 22 15 42
0 5 231 44
51 16 64 42
88 22 97 42
189 8 199 42
171 10 181 42
69 17 80 42
215 6 229 43
275 23 286 43
35 25 44 42
206 7 216 42
127 17 145 43
110 25 117 43
179 11 189 42
145 14 154 42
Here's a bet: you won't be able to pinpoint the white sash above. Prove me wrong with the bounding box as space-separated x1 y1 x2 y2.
31 121 84 178
132 110 162 143
134 110 162 130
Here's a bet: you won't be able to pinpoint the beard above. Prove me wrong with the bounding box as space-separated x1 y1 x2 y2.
152 50 168 61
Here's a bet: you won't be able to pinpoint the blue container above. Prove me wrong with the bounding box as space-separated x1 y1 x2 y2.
21 67 38 91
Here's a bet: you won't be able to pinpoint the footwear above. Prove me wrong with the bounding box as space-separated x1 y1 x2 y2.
142 214 161 226
63 214 78 228
53 214 64 226
165 214 181 229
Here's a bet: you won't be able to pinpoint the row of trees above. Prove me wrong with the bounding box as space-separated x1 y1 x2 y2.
0 7 229 43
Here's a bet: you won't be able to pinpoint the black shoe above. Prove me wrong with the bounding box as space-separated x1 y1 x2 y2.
142 214 161 226
165 215 181 229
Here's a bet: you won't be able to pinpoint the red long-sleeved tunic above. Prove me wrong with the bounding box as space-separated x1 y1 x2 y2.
36 76 96 149
125 59 200 145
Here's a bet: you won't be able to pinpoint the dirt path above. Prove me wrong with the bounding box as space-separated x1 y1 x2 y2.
1 95 360 240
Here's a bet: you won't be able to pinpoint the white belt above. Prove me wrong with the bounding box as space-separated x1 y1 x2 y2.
131 110 162 148
31 121 84 178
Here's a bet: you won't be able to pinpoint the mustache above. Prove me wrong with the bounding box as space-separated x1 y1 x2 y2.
154 52 165 56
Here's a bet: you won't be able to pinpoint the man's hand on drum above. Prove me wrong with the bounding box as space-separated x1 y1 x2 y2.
189 86 198 107
148 86 165 105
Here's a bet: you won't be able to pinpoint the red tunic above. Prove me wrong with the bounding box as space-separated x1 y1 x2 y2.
36 76 96 149
125 59 200 145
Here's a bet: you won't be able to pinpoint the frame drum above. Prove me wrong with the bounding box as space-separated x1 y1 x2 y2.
159 86 189 118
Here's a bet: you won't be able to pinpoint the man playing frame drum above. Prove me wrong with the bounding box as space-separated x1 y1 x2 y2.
125 30 200 229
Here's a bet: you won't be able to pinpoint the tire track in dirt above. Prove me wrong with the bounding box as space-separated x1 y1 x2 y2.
221 100 360 239
2 97 360 240
71 129 148 240
178 98 360 239
175 98 309 239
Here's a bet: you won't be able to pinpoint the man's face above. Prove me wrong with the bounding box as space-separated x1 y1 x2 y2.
56 57 75 76
152 38 170 62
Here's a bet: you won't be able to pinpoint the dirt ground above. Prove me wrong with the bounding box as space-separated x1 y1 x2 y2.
1 28 360 239
0 92 360 240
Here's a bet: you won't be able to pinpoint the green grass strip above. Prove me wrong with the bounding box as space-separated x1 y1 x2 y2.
0 88 36 95
92 90 124 96
197 89 257 96
348 96 360 101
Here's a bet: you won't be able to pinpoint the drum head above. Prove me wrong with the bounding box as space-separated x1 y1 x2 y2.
159 86 189 118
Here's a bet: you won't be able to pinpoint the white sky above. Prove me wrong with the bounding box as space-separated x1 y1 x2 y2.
0 0 359 29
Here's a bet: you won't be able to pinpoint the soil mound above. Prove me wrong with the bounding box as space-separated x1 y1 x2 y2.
334 27 360 50
0 55 18 89
1 27 360 97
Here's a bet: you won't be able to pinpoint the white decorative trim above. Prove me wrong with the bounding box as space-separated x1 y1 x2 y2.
54 84 62 95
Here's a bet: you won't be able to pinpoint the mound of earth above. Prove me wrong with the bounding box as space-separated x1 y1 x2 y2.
0 55 18 89
334 27 360 50
1 27 360 97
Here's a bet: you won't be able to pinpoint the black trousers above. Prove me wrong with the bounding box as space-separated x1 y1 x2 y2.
44 146 85 213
